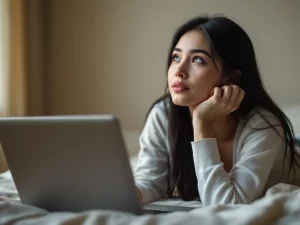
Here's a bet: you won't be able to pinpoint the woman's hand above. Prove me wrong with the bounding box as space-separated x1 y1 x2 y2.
191 85 245 139
136 188 143 203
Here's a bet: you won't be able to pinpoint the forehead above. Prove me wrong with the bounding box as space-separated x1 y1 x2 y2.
175 30 210 52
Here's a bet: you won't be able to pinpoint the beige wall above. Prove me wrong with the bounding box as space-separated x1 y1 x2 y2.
297 0 300 81
43 0 300 131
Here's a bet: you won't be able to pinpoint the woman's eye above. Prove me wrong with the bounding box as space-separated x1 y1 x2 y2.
192 56 205 64
172 54 180 62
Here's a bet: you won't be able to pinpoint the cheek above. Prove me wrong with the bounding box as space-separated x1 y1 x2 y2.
192 70 220 87
167 67 173 87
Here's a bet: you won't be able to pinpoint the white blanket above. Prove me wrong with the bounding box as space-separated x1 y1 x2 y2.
1 171 300 225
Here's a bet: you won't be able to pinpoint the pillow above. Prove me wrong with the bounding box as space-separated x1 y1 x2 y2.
282 104 300 133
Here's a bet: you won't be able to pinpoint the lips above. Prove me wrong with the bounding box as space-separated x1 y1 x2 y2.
172 81 189 93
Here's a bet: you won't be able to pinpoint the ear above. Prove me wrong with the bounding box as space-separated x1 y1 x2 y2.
231 70 242 84
223 70 242 85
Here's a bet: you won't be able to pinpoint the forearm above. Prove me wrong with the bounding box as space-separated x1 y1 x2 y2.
192 139 247 205
193 120 215 141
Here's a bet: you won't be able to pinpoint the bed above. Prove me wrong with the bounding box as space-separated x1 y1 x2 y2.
0 171 300 225
0 105 300 224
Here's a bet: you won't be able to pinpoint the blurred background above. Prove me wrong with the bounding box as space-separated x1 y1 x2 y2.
0 0 299 171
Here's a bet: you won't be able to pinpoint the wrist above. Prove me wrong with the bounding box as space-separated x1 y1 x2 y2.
192 117 213 128
193 120 214 141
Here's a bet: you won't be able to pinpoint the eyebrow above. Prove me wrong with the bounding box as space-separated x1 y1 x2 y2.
173 48 212 58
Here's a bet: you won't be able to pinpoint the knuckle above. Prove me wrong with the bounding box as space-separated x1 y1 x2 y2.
231 85 238 91
212 97 219 104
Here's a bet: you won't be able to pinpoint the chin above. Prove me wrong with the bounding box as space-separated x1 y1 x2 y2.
171 94 205 108
171 96 192 107
173 102 187 107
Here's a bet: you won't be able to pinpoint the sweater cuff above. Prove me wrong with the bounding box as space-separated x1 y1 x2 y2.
191 138 221 167
135 183 158 204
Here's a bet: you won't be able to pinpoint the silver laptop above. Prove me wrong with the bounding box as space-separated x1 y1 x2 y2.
0 115 197 214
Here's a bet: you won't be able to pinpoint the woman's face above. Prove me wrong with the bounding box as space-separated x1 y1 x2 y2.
168 30 223 107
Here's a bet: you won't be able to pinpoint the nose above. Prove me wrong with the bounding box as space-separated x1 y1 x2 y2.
175 61 188 79
176 72 187 79
175 62 188 79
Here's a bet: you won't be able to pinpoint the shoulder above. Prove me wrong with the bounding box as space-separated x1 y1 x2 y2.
240 107 283 135
236 107 285 154
142 97 170 138
139 98 170 150
146 97 169 123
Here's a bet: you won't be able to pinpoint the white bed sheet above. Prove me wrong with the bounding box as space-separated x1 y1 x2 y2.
1 171 300 225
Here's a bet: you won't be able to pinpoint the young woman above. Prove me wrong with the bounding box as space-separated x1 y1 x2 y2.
134 15 300 206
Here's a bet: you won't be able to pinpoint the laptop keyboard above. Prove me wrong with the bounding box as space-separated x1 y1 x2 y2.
143 209 169 215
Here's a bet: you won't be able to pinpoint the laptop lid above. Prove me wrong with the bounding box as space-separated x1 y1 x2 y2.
0 115 143 214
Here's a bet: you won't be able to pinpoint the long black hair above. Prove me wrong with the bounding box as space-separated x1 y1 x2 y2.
148 15 299 200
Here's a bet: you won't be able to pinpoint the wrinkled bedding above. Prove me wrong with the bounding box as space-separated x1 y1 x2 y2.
1 171 300 225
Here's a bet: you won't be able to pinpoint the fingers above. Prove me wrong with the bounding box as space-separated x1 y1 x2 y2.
220 85 245 112
211 87 222 103
221 86 232 103
227 85 240 111
234 88 245 109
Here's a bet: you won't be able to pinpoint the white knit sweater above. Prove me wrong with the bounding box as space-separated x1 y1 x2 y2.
134 101 300 205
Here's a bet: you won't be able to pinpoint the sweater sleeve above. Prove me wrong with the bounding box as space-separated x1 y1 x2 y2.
133 103 169 203
192 114 284 205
